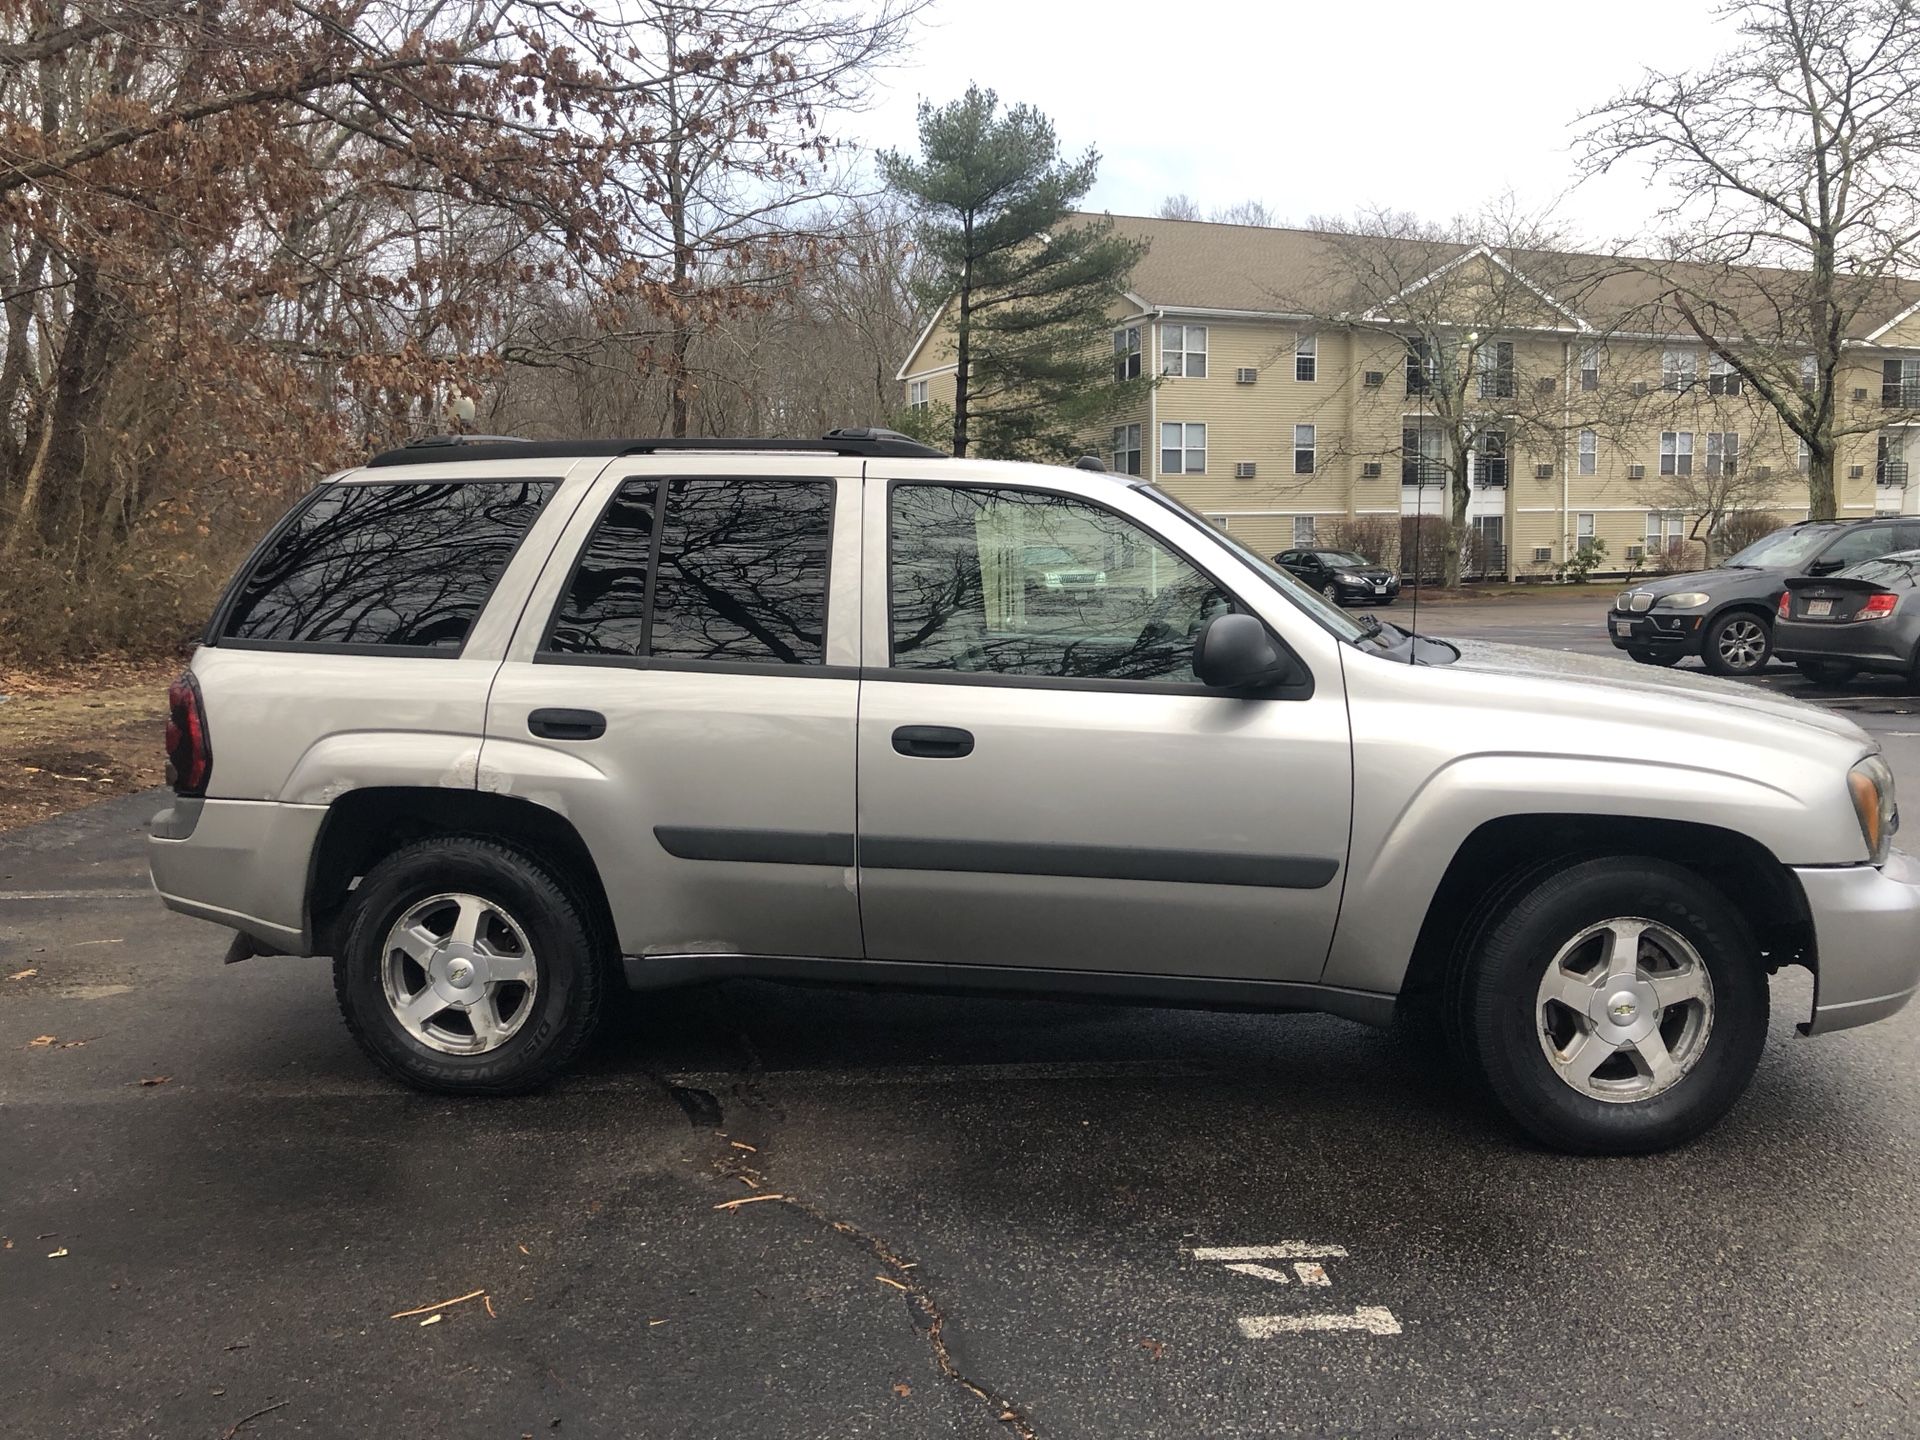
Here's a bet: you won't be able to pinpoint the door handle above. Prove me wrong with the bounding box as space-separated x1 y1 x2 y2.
528 708 607 741
892 725 974 759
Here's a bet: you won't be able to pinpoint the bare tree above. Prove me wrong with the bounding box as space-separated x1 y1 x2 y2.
1291 204 1604 586
1156 194 1276 226
1635 436 1781 557
1579 0 1920 519
1157 194 1203 221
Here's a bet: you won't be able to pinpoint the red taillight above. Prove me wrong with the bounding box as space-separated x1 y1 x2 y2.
1860 592 1899 621
1777 591 1792 618
165 674 212 796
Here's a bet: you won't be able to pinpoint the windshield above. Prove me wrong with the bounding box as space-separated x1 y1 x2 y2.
1317 551 1369 567
1724 525 1836 568
1131 484 1371 641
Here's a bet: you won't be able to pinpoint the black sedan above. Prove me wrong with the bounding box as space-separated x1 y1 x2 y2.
1274 548 1401 606
1775 552 1920 686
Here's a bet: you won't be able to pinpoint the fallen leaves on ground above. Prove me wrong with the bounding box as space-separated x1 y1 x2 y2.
26 1035 54 1047
893 1383 912 1398
46 1248 67 1258
136 1075 171 1086
7 968 35 980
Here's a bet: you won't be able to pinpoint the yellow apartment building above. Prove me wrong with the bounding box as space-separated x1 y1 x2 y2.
897 214 1920 576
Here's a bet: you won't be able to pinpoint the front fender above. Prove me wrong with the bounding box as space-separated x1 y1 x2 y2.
1320 751 1846 995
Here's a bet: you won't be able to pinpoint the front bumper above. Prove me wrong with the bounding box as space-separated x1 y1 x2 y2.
1774 617 1917 672
1606 607 1706 654
1336 579 1401 602
149 797 327 952
1797 849 1920 1034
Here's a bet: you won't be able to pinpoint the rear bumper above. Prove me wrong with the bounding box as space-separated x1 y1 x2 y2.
1606 608 1706 654
1774 618 1916 671
148 798 327 952
1796 849 1920 1035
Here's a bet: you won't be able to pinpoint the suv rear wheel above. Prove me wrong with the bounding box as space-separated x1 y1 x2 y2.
1453 857 1767 1154
333 837 605 1094
1703 610 1772 676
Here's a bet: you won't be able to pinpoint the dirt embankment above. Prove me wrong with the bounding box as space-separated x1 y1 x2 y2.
0 661 178 831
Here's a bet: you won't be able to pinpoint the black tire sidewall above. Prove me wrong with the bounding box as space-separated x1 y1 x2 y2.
1703 610 1772 675
1466 858 1769 1155
335 838 601 1094
1628 649 1682 667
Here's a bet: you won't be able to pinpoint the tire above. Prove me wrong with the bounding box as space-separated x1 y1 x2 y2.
1796 659 1857 687
1629 649 1683 667
1702 610 1772 676
1453 856 1768 1155
333 836 605 1095
1321 582 1341 604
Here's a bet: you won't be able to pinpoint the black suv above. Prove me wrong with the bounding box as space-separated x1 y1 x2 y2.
1274 548 1401 606
1608 517 1920 675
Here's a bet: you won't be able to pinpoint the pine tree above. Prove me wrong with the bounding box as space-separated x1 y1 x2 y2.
883 85 1149 459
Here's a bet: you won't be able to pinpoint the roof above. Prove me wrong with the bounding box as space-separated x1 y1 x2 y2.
366 429 944 467
1087 213 1920 344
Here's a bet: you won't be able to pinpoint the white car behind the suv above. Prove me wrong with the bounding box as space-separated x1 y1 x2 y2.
149 430 1920 1154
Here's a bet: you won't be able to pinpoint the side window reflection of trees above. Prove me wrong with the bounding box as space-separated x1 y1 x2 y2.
888 485 1228 683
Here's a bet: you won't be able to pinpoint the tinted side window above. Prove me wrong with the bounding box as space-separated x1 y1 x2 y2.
223 481 553 649
547 477 833 665
1821 526 1905 567
546 482 658 656
888 484 1227 684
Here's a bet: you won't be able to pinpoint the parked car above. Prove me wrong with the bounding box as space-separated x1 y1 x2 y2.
1274 548 1401 605
1775 551 1920 686
1021 544 1106 593
150 429 1918 1154
1608 516 1920 675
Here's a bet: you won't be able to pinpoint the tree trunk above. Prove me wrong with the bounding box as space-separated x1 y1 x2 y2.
1444 442 1471 588
1807 448 1838 521
951 227 971 458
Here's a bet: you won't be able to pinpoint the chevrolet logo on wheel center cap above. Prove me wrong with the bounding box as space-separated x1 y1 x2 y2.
447 958 475 989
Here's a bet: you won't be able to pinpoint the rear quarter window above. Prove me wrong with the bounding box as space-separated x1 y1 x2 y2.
219 480 555 651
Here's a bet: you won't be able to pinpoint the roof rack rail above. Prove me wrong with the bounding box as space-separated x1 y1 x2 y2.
366 428 947 467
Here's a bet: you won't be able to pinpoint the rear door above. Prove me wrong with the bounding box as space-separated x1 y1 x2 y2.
484 461 864 963
854 475 1353 983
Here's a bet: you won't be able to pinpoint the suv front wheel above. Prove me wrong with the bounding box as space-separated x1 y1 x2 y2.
333 837 605 1094
1454 857 1768 1154
1703 610 1772 676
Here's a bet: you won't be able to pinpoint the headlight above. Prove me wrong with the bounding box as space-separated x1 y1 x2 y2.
1657 592 1711 609
1849 754 1897 864
1336 572 1362 584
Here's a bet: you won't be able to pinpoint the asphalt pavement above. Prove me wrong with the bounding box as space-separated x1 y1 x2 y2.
5 601 1920 1439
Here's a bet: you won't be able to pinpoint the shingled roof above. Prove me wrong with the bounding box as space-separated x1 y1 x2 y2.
1088 212 1920 344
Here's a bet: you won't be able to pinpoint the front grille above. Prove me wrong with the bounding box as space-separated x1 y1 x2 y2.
1618 591 1654 613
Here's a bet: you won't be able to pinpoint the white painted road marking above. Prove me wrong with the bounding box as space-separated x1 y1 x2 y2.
1224 1262 1295 1284
1293 1262 1331 1286
1188 1244 1348 1261
1238 1307 1402 1339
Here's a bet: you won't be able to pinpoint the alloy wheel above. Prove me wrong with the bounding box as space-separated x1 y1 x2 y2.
1715 617 1768 671
1535 917 1715 1103
380 892 539 1055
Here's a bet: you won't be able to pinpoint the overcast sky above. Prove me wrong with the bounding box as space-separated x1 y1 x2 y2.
852 0 1738 250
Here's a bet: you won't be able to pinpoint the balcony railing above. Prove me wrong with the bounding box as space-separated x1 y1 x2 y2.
1401 458 1446 486
1476 458 1509 487
1878 460 1910 486
1883 382 1920 409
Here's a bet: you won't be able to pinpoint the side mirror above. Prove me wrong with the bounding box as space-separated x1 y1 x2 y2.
1807 557 1845 576
1192 612 1299 690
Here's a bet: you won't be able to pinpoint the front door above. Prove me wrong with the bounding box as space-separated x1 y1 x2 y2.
484 466 864 962
855 478 1353 983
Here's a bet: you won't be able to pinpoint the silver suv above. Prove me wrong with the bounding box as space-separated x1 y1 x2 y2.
149 431 1920 1153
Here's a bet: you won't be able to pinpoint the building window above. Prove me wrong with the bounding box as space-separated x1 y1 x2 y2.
1578 429 1597 476
1293 515 1317 547
1660 431 1694 476
1476 340 1515 399
1879 433 1909 486
1662 349 1698 392
1113 326 1142 383
1705 431 1739 476
1161 324 1207 378
908 378 929 409
1406 338 1435 395
1883 357 1920 408
1647 510 1686 550
1475 429 1508 486
1798 438 1812 474
1801 354 1818 391
1160 422 1205 474
1708 355 1741 396
1470 516 1505 574
1579 345 1599 392
1402 424 1445 485
1295 333 1317 382
1111 424 1142 477
1576 512 1595 541
1293 424 1316 475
